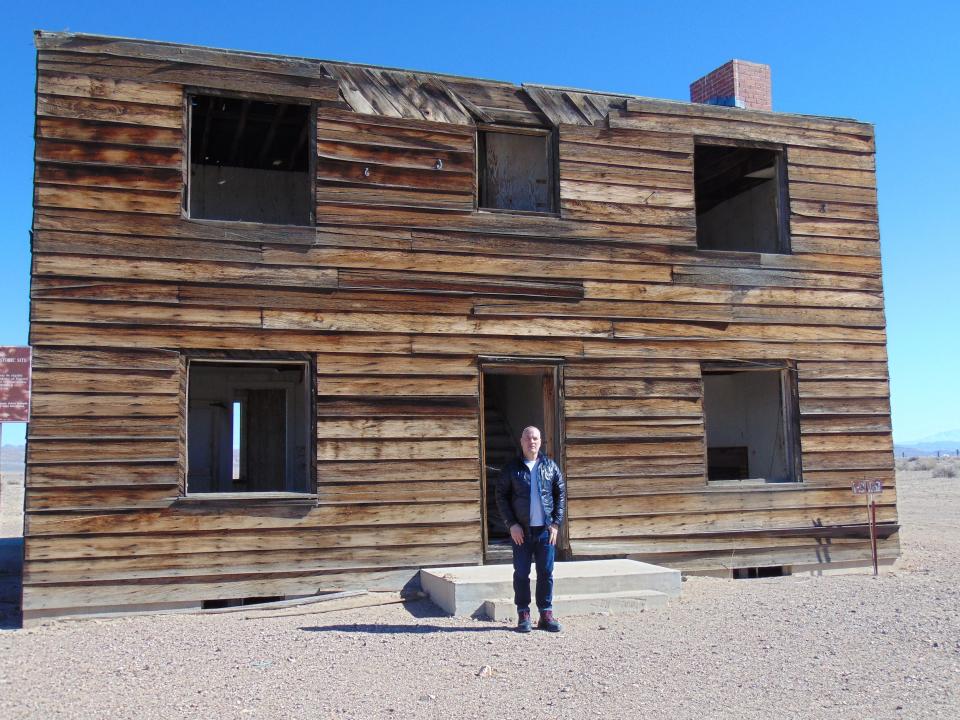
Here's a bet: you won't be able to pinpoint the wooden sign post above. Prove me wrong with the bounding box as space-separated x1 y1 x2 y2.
851 479 883 576
0 347 32 489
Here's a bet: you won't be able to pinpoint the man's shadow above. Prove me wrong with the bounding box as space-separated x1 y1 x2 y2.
300 598 510 635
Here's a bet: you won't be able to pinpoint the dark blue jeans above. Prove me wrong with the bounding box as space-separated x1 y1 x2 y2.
512 525 555 613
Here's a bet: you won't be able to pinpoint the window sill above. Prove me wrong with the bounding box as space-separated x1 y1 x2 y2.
694 246 792 257
476 207 560 218
177 492 318 505
182 214 316 230
707 479 801 488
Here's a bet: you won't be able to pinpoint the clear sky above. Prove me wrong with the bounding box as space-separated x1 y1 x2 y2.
1 1 957 445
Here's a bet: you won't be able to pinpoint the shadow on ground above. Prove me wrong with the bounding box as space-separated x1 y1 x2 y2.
300 623 508 634
0 536 23 630
300 598 508 634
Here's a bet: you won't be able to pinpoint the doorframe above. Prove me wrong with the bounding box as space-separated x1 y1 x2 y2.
478 357 566 562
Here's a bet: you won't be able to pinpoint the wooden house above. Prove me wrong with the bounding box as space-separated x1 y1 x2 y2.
26 31 897 622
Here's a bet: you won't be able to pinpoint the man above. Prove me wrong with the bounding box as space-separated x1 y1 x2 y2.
495 425 566 633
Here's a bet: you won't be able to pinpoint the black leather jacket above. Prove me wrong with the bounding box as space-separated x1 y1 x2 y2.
496 452 566 530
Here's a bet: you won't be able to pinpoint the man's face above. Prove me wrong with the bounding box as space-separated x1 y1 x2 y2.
521 427 541 459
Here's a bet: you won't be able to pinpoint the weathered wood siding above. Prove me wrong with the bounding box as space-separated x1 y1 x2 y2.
26 32 896 620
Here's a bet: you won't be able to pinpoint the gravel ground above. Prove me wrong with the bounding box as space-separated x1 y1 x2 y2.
0 470 958 720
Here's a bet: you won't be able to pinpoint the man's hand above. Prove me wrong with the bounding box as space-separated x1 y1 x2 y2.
510 524 524 545
548 524 559 546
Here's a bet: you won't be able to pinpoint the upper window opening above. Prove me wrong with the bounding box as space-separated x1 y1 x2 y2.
694 143 788 253
187 361 311 494
189 94 311 225
701 362 800 483
478 128 554 213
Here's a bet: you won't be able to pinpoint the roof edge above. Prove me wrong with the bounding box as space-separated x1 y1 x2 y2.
35 30 874 129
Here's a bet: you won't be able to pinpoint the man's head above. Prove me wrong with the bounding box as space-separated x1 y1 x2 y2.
520 426 542 461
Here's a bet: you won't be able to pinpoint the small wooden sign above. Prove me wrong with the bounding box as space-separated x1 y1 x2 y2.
0 346 31 422
851 479 883 495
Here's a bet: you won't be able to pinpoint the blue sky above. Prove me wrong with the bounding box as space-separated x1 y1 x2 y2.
1 1 957 445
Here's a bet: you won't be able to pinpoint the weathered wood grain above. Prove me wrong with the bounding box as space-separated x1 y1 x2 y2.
38 50 339 101
25 32 895 618
38 95 182 128
38 70 182 106
36 137 182 168
612 109 874 152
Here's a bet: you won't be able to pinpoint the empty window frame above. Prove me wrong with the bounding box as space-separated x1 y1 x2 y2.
701 361 801 483
478 127 555 213
188 93 312 225
694 141 789 253
186 360 312 494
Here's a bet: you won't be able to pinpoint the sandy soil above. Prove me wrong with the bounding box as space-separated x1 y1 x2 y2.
0 469 957 719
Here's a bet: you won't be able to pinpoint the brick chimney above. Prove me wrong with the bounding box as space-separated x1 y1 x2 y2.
690 60 771 111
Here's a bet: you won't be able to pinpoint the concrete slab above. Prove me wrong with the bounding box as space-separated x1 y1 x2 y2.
420 559 681 617
482 589 670 622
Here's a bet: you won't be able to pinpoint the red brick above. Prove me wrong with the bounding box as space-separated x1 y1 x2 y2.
690 59 771 110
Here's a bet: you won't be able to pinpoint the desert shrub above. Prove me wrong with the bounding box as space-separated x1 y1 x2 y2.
932 464 958 478
914 457 938 471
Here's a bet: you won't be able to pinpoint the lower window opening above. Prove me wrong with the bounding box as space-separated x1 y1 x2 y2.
187 361 310 494
702 362 800 483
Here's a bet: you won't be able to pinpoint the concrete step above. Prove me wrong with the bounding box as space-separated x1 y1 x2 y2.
420 559 681 617
482 589 669 621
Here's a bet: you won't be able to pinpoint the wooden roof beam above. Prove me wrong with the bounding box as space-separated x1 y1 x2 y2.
287 122 308 171
257 104 288 167
198 96 215 163
228 100 251 166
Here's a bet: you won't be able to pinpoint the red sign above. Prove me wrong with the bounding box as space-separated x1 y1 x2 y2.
0 347 31 422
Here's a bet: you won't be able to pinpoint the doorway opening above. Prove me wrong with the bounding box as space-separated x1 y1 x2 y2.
480 362 561 562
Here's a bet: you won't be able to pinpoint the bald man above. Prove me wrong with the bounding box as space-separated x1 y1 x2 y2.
495 426 567 633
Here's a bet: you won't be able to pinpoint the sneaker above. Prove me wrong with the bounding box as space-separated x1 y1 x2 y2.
537 610 562 633
516 609 532 633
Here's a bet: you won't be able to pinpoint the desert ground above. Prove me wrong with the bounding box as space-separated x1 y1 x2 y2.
0 455 957 720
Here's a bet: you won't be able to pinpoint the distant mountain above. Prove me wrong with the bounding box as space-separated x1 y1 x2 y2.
894 442 960 458
912 429 960 444
894 429 960 457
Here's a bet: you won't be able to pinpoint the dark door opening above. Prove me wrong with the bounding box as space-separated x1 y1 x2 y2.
480 362 561 562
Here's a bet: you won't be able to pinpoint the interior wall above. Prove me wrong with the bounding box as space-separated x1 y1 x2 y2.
703 371 790 481
697 179 778 252
187 363 309 492
190 165 310 225
487 374 546 453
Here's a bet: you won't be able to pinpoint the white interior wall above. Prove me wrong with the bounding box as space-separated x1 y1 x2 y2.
697 179 778 252
703 371 789 481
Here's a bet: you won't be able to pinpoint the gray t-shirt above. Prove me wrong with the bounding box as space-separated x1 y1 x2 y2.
524 458 547 526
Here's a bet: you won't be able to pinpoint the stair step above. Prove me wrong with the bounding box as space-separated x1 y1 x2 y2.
482 589 669 621
421 559 681 617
